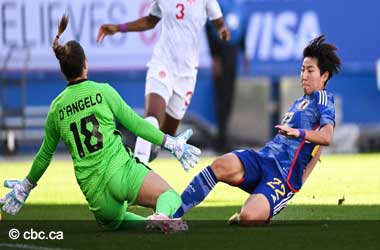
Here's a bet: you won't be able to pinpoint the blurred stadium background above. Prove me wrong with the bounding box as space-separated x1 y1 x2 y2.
0 0 379 249
1 0 380 154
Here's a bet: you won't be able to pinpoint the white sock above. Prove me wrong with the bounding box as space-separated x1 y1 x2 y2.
134 116 159 164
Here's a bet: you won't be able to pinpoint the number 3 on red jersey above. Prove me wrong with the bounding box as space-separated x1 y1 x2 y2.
176 3 185 19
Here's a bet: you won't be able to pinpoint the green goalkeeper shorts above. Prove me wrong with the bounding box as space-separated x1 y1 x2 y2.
89 156 151 230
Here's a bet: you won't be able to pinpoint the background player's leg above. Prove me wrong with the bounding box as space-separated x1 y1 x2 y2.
161 113 181 136
163 77 195 137
136 171 181 217
238 193 271 226
215 45 238 152
134 93 166 164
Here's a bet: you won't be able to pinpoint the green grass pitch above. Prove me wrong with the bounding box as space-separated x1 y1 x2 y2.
0 153 379 250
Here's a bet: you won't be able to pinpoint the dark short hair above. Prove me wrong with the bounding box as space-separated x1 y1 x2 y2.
303 35 341 85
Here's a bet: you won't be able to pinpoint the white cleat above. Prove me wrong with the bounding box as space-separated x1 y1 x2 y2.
146 213 189 233
169 218 189 232
146 213 170 232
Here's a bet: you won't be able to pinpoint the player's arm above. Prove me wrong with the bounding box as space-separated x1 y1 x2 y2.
275 123 333 146
210 18 230 42
106 85 164 145
206 0 230 42
27 110 60 184
0 109 60 215
103 85 201 171
97 1 161 42
115 15 160 32
276 91 335 146
96 15 160 42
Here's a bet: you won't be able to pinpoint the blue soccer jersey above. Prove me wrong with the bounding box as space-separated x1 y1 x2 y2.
259 89 335 192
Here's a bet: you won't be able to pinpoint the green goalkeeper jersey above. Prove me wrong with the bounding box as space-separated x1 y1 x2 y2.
27 80 164 201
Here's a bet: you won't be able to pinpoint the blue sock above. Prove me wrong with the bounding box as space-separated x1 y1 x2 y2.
173 166 218 218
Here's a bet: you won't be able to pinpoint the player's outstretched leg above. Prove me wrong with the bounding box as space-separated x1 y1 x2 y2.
174 153 244 218
230 194 271 226
173 166 218 218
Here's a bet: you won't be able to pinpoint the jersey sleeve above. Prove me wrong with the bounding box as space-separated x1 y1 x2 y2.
149 0 162 18
314 90 335 127
206 0 223 20
102 84 164 146
27 105 60 184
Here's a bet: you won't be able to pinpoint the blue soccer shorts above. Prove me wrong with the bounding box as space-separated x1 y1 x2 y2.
233 149 294 218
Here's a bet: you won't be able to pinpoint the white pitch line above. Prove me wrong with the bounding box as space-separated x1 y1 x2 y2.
0 243 75 250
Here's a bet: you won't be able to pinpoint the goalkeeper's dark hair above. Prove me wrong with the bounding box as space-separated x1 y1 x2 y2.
52 14 86 81
303 34 341 86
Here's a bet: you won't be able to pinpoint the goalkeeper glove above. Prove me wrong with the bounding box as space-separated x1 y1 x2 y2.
162 129 201 171
0 178 35 215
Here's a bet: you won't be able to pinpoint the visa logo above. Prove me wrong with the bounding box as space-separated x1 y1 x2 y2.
246 11 321 61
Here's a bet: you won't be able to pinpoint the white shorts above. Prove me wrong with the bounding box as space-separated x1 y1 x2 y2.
145 64 197 120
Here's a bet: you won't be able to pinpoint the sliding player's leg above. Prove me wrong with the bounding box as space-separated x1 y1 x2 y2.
231 194 271 226
173 152 245 218
229 156 295 226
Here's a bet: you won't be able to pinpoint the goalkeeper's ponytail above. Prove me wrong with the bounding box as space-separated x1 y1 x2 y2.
52 14 69 61
51 14 87 81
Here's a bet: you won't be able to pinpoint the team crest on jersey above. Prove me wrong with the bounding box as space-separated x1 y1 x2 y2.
187 0 196 4
159 70 167 79
297 99 310 110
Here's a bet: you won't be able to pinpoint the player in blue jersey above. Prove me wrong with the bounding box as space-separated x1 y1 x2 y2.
172 35 341 225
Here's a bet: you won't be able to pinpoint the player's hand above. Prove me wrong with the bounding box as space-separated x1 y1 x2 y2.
96 24 120 43
0 178 35 215
162 129 202 172
218 25 231 42
275 125 301 138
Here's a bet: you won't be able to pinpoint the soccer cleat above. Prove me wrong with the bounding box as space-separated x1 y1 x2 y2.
146 213 170 232
146 213 189 233
168 218 189 232
228 212 240 225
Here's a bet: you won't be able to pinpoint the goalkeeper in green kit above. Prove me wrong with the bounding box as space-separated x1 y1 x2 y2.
0 15 201 232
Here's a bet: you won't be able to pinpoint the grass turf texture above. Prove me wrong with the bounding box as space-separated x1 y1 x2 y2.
0 153 379 249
